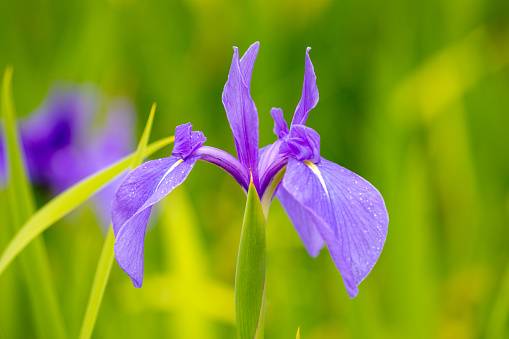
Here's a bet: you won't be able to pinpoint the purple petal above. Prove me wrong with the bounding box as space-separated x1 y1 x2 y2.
281 158 388 298
114 208 151 288
276 185 324 257
258 140 283 178
239 42 260 88
291 47 319 126
112 156 198 287
279 124 320 163
258 140 290 195
195 146 249 191
222 44 260 187
270 108 289 139
172 123 206 159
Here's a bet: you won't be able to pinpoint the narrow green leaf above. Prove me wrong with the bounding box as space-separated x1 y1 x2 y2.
0 134 174 278
79 103 158 339
235 176 267 339
78 227 115 338
2 66 67 339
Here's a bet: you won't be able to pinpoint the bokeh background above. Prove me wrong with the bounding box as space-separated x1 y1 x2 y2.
1 0 509 338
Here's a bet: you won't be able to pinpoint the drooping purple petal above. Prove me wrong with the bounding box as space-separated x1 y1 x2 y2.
281 158 388 298
279 124 320 163
276 185 324 257
112 156 198 287
270 108 289 139
114 207 152 288
222 43 260 188
291 47 319 126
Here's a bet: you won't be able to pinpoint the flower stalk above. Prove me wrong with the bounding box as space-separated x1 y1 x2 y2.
235 174 267 339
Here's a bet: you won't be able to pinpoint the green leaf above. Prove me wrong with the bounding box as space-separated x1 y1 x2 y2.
235 176 267 339
2 66 67 339
0 133 174 278
78 103 159 339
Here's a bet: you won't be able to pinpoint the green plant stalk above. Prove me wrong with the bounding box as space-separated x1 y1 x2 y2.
235 176 267 339
78 227 115 339
79 104 158 339
2 66 67 339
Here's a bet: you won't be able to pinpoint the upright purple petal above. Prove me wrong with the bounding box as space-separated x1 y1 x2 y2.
258 140 283 179
281 158 388 298
270 108 289 139
291 47 319 126
222 43 260 188
239 42 260 88
258 140 290 195
112 156 198 287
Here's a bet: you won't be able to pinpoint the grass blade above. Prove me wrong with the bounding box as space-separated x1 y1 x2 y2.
235 174 267 339
0 133 174 278
2 66 67 339
79 103 158 339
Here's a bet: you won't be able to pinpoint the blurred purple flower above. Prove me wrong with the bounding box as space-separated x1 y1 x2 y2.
112 42 388 298
0 83 136 227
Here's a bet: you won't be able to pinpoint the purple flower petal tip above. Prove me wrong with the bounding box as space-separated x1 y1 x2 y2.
291 47 319 126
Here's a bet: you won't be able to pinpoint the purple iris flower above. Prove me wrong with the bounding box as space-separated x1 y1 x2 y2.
112 42 388 298
0 83 136 227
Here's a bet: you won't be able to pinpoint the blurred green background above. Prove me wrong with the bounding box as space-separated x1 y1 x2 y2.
1 0 509 338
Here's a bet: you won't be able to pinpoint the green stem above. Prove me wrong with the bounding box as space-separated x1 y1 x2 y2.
235 176 267 339
78 227 115 339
